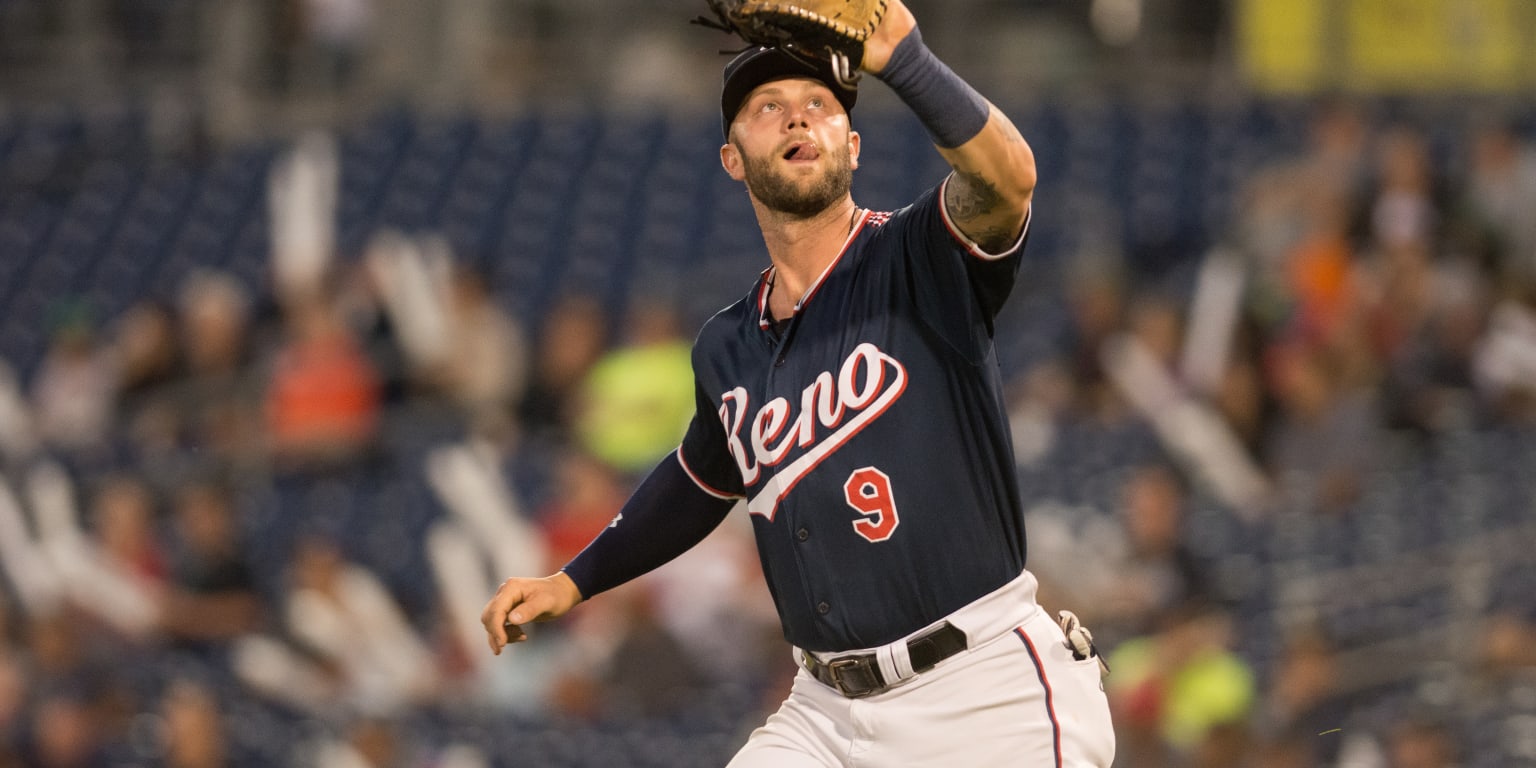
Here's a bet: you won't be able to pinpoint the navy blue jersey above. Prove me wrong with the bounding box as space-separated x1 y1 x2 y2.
677 181 1031 652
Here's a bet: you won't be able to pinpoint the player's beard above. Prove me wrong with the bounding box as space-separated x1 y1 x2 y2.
738 141 853 219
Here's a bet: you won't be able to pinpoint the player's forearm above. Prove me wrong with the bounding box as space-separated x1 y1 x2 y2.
561 451 736 598
871 29 1034 252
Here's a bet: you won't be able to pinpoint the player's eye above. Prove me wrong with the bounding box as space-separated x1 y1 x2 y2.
761 101 781 113
808 97 825 109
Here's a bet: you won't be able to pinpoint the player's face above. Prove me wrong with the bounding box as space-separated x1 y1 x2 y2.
722 78 860 218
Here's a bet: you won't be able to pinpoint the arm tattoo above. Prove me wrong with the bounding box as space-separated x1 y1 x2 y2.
945 169 1016 252
945 168 1003 221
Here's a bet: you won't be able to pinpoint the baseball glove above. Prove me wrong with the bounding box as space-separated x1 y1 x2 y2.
695 0 888 88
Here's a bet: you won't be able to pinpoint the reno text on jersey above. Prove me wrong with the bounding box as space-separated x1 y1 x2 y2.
720 341 909 520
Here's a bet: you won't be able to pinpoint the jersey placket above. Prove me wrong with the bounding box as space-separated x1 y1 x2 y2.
760 296 830 625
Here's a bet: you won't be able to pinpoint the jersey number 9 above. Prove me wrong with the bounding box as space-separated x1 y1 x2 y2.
845 467 900 543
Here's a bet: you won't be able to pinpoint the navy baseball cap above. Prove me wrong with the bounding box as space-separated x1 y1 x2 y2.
720 46 858 140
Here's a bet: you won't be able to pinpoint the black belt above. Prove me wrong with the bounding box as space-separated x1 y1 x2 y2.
802 622 968 698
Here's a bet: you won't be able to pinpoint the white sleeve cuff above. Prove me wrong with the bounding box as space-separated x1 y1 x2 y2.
938 176 1032 261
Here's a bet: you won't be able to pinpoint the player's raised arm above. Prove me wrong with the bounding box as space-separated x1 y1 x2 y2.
862 0 1036 254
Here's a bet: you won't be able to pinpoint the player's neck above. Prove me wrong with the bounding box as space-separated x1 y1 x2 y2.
755 197 861 313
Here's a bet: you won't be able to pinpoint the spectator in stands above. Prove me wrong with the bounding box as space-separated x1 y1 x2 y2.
22 609 106 709
1480 562 1536 673
516 294 607 442
22 691 107 768
1384 717 1459 768
1211 328 1271 460
1237 98 1369 291
294 0 373 93
110 300 181 387
1060 256 1128 420
31 307 114 457
1003 358 1073 467
158 679 228 768
87 474 167 587
1264 342 1379 513
1105 599 1256 766
17 606 139 765
540 583 711 723
175 271 262 473
1187 721 1253 768
574 300 694 476
1365 126 1443 254
432 266 528 440
180 271 254 387
283 534 438 714
1274 192 1360 350
1108 464 1214 632
1253 626 1351 766
644 512 782 687
1029 463 1214 648
1459 118 1536 285
1362 238 1436 366
1482 613 1536 671
1472 291 1536 424
1126 293 1185 375
538 450 627 567
586 586 711 720
155 479 265 649
1369 244 1487 434
109 299 184 433
264 291 382 467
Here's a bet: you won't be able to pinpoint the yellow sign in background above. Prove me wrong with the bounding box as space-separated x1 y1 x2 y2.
1239 0 1534 93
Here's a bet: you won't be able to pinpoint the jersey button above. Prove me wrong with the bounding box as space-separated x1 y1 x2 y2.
817 601 830 615
796 527 809 541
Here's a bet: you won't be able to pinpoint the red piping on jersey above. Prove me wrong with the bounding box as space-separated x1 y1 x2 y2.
1015 626 1063 768
754 267 774 329
796 208 871 309
757 209 875 329
675 450 743 500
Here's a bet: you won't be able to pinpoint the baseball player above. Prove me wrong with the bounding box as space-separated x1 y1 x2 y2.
482 1 1116 764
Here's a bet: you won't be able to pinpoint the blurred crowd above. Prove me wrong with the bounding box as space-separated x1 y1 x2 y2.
1019 99 1536 767
0 95 1535 767
0 141 780 764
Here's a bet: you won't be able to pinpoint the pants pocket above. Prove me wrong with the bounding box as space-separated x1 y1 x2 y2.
1018 611 1117 767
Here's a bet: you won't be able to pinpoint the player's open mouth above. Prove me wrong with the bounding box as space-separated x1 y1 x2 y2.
783 142 820 161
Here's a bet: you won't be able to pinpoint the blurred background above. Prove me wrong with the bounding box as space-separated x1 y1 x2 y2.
1 0 1535 766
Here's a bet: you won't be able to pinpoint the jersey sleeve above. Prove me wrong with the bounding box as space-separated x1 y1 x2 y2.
561 450 737 598
883 180 1031 362
676 379 747 500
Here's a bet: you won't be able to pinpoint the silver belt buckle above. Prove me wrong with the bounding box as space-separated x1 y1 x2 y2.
828 656 883 698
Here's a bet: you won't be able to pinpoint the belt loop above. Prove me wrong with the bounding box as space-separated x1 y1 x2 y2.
890 638 916 680
876 644 902 685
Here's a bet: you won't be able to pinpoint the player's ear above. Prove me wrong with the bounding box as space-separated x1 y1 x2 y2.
848 130 861 170
721 140 746 181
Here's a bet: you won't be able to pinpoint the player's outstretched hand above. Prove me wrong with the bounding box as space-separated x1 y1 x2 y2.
860 0 916 75
480 572 583 655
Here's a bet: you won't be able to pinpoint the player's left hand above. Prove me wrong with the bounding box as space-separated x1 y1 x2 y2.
860 0 916 75
480 572 584 655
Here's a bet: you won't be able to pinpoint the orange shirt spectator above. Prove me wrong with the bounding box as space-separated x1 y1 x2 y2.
266 298 381 462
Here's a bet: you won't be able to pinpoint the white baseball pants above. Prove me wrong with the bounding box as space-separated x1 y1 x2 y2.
727 570 1115 767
